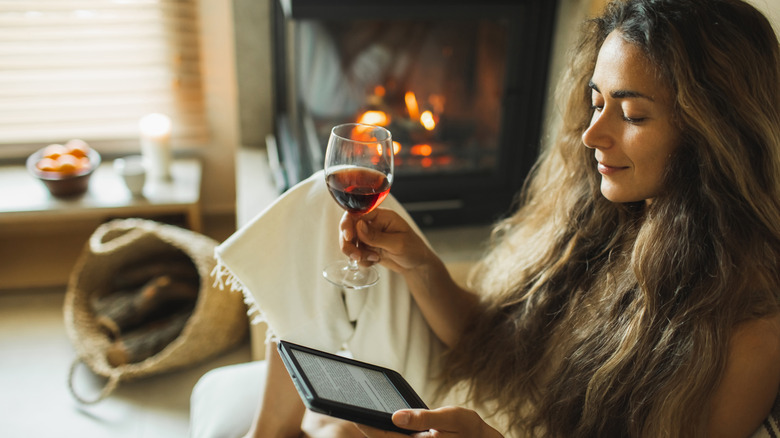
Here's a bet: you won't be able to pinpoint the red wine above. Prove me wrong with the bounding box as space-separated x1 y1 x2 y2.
326 166 391 214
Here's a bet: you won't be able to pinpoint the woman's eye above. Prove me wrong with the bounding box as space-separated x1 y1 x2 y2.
622 115 646 123
590 104 603 112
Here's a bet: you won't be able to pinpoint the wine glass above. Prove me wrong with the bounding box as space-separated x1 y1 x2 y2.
322 123 394 289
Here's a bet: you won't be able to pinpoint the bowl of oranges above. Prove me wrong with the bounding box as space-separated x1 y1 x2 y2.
27 139 101 197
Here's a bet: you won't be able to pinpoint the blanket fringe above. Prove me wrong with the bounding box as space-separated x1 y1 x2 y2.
211 256 281 346
210 258 264 326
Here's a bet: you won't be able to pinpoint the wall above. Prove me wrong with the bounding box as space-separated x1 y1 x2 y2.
232 0 274 149
748 0 780 33
194 0 240 215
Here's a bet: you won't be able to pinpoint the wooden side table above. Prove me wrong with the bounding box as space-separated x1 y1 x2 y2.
0 158 203 232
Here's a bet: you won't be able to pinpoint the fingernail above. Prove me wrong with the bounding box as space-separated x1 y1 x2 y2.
349 252 360 262
342 228 351 241
367 254 379 262
394 411 410 426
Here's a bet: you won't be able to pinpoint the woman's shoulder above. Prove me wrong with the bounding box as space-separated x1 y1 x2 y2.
731 313 780 356
726 313 780 390
706 313 780 437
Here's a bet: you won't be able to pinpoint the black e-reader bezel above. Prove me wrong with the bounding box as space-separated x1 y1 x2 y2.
277 340 428 434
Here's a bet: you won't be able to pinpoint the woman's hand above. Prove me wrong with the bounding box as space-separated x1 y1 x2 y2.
339 208 433 274
354 407 504 438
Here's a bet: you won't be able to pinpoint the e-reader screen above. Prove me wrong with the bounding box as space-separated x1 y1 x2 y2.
291 348 410 412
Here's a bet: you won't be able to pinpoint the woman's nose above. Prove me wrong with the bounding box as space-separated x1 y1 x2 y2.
582 110 611 150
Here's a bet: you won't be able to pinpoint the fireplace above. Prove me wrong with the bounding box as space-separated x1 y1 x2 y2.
268 0 558 227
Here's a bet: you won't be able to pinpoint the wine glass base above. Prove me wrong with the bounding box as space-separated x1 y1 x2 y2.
322 261 379 290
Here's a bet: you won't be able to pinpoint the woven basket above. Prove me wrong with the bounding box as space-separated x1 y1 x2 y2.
64 218 248 403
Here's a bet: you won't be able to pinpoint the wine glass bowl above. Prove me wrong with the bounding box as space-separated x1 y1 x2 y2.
323 123 394 289
326 166 392 214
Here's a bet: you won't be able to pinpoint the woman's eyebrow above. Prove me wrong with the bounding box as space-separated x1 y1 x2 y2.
588 80 655 101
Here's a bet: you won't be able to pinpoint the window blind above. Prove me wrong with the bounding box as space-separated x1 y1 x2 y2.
0 0 209 156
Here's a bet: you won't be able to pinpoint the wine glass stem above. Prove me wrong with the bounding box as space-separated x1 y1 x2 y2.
348 239 361 271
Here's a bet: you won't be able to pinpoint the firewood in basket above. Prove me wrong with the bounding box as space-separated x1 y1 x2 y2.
105 309 192 367
111 256 199 291
93 275 199 338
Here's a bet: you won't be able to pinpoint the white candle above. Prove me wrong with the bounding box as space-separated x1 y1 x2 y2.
139 113 172 180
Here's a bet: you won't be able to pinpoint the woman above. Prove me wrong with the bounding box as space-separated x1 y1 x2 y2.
208 0 780 437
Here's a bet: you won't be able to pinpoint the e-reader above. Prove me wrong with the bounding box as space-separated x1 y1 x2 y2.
277 340 428 434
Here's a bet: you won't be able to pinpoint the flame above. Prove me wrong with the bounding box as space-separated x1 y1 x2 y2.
420 111 436 131
376 141 402 156
436 155 453 166
357 110 389 126
405 91 420 120
139 113 171 138
350 124 378 142
410 144 433 157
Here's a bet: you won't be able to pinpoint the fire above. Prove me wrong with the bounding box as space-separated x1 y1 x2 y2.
404 91 440 131
350 124 380 142
357 110 389 126
376 141 402 156
420 111 436 131
404 91 420 120
410 144 433 157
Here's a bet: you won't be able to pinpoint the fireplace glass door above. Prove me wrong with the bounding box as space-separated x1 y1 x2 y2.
271 1 557 226
295 19 508 179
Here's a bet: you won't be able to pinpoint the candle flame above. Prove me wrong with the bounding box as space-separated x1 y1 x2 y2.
139 113 171 137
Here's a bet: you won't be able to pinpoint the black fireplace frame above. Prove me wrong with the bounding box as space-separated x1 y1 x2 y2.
269 0 559 227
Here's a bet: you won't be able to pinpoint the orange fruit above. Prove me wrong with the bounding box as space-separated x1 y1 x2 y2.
65 139 90 158
76 157 91 171
42 144 68 160
57 154 81 174
36 157 60 172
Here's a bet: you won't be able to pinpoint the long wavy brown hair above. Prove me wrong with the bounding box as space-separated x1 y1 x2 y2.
442 0 780 436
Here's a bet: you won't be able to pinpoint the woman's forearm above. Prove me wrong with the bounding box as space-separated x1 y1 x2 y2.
403 254 479 348
243 342 306 438
346 208 480 347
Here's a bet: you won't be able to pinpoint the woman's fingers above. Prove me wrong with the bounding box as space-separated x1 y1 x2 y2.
339 209 406 266
389 408 504 437
337 208 435 273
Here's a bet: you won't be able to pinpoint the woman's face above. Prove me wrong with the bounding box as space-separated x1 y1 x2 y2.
582 31 681 204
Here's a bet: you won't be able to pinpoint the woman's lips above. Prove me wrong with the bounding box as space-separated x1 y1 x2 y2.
597 162 628 175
